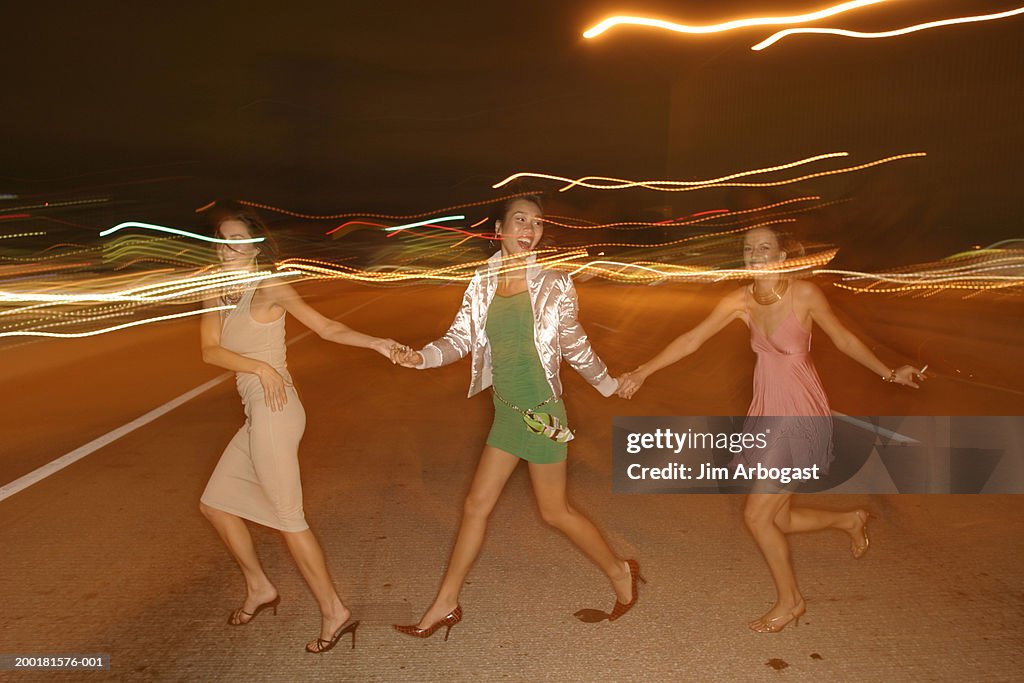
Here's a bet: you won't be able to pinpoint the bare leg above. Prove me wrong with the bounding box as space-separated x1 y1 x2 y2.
528 460 633 603
774 501 871 558
415 446 520 628
199 503 278 621
743 493 805 627
281 529 351 648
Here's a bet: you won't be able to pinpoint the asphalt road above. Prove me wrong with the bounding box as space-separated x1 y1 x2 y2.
1 279 1021 681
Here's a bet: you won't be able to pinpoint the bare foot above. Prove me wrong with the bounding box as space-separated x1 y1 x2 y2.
228 583 279 625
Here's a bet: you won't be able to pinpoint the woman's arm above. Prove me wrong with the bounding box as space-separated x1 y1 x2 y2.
199 297 289 411
801 281 923 388
264 282 396 359
557 277 618 396
619 288 745 398
397 277 478 369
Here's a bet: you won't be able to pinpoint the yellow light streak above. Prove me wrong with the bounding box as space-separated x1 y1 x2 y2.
235 192 538 221
583 0 887 39
753 6 1024 50
494 153 848 191
0 231 46 240
0 306 234 338
496 153 924 193
542 197 821 230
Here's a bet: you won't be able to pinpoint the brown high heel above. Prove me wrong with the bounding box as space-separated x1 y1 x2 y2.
227 595 280 626
749 600 806 633
851 510 871 559
608 559 646 621
393 605 463 641
306 619 360 653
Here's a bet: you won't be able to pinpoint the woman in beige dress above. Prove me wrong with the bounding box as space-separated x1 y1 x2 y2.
197 203 397 653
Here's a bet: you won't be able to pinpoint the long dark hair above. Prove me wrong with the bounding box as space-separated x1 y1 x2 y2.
205 201 279 267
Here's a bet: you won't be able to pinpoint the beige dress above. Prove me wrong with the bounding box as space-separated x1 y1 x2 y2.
200 286 308 532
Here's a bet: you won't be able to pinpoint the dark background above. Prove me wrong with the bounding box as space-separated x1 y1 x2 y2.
2 1 1021 264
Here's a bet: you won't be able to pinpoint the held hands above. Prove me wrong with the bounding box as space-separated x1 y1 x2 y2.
389 344 423 368
256 364 288 412
370 337 402 362
890 364 928 389
616 369 646 399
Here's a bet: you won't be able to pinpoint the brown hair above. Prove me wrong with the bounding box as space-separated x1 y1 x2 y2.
205 201 279 266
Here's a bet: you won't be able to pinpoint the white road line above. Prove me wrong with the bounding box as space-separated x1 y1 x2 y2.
831 411 919 444
0 293 392 502
0 373 232 501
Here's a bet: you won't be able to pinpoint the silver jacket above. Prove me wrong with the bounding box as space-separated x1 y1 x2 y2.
417 251 618 399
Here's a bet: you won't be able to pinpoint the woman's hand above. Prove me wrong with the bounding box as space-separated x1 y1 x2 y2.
391 346 424 368
617 370 646 399
370 337 401 361
256 364 288 412
891 364 927 389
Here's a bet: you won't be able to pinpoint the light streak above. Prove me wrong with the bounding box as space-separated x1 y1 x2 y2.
0 231 46 240
495 152 849 191
583 1 887 39
99 221 265 244
567 249 839 281
236 192 536 221
0 270 294 306
542 197 821 230
753 6 1024 50
496 153 925 193
0 306 234 338
0 198 110 213
819 249 1024 294
383 215 464 233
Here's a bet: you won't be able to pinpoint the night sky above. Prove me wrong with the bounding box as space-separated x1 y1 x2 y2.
3 1 1022 257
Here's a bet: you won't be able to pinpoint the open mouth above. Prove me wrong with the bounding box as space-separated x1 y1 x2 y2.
516 237 533 250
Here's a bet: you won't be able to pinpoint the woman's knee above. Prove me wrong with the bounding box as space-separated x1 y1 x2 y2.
462 492 496 521
538 503 575 529
199 501 220 521
743 502 774 531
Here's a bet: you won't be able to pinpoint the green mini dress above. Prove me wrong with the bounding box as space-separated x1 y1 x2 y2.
484 292 568 463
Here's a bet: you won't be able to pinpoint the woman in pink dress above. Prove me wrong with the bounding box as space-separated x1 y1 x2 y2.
618 226 926 632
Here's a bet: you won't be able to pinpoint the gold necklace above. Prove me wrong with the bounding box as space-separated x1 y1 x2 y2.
220 277 251 305
752 279 788 305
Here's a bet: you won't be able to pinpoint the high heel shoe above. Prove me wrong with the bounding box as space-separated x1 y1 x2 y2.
749 601 806 633
393 605 463 641
306 619 360 653
608 559 646 622
851 510 871 559
227 595 280 626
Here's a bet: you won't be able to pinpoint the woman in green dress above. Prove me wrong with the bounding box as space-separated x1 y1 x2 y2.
391 196 641 639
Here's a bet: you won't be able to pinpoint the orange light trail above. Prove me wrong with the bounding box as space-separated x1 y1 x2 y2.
542 197 821 230
494 152 849 191
496 153 924 193
818 246 1024 295
568 249 840 282
0 306 235 339
233 192 538 222
753 6 1024 50
583 0 887 39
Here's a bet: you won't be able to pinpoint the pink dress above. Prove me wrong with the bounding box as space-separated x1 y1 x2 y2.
731 287 834 475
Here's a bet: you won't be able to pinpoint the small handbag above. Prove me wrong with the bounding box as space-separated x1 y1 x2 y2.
492 390 575 443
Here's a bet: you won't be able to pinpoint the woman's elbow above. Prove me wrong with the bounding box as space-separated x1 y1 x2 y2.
201 346 218 364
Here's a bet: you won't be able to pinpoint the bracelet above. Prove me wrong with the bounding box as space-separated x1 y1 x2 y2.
882 368 897 383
